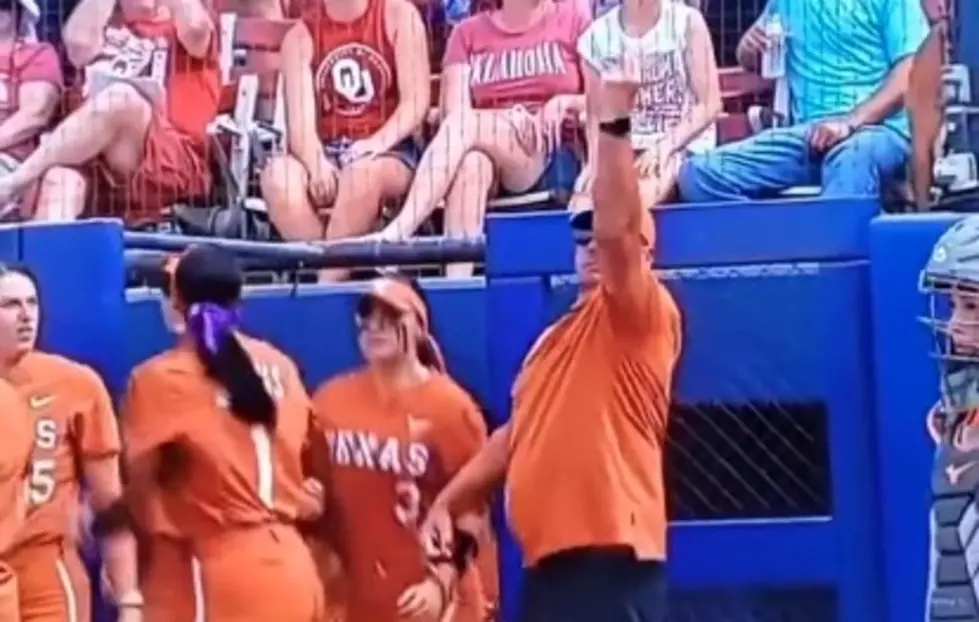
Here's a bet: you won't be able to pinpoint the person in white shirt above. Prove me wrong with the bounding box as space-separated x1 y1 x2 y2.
571 0 720 210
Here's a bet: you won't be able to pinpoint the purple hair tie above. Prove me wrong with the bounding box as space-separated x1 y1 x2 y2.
187 303 241 355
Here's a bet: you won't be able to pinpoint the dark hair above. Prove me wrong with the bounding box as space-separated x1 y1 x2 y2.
174 245 276 428
385 274 444 371
0 262 40 290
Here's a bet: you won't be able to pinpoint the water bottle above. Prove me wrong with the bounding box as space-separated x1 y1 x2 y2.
761 14 786 80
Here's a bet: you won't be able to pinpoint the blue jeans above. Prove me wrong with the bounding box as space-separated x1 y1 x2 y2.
676 122 910 202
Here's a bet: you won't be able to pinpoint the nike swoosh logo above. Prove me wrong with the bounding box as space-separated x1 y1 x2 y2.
946 461 978 485
28 395 54 410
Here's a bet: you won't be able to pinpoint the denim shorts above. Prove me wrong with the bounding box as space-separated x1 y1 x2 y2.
323 137 423 171
497 144 582 199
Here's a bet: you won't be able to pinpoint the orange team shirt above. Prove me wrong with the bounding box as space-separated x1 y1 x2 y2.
122 336 312 542
294 0 401 142
311 369 488 622
90 10 220 141
0 378 33 619
505 267 682 566
0 378 33 556
6 352 121 551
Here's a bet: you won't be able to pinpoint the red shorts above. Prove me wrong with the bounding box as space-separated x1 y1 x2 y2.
4 540 90 622
88 115 213 224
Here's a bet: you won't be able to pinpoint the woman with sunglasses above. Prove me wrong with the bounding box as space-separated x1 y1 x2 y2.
101 244 330 622
310 274 492 622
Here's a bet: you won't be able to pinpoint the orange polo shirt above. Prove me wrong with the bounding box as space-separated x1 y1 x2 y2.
504 225 682 567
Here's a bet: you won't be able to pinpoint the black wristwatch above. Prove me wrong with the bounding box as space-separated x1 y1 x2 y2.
598 117 631 138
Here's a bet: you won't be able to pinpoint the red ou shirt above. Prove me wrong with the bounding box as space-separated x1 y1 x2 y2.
0 42 63 161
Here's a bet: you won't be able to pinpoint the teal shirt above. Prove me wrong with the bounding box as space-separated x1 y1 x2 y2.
765 0 929 138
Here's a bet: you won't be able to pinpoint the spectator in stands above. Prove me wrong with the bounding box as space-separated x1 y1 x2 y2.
375 0 589 278
676 0 929 202
0 0 61 219
571 0 720 213
0 0 219 223
262 0 430 282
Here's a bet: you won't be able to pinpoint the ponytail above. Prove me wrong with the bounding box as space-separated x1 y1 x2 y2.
417 334 446 373
187 302 276 427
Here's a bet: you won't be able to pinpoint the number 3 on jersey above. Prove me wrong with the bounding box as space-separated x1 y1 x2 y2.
29 418 59 505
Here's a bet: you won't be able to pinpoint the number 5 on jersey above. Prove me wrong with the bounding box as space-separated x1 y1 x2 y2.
29 418 59 505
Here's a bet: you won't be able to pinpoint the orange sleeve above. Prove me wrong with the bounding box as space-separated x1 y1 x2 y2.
75 366 123 460
602 269 680 347
437 391 489 515
0 382 32 555
121 365 192 465
598 244 657 334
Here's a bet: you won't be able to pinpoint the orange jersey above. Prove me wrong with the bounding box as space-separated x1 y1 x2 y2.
123 335 322 622
0 378 33 622
6 351 121 550
0 378 33 555
311 369 488 622
505 271 682 566
123 336 313 537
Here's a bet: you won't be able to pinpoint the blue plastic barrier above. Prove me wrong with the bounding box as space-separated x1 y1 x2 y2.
0 199 959 622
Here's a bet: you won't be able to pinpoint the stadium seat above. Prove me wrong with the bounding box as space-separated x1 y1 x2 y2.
171 13 293 239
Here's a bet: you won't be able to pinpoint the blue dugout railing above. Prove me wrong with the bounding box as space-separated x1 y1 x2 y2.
0 200 956 622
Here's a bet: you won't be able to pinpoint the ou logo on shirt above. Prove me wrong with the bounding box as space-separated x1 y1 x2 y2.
316 43 392 116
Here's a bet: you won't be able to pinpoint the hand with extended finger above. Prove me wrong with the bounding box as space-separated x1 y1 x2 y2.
595 50 643 122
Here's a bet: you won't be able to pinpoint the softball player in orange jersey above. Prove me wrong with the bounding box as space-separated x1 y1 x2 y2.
104 244 327 622
130 255 203 622
0 380 34 622
311 275 493 622
0 264 140 622
0 376 33 622
0 265 38 622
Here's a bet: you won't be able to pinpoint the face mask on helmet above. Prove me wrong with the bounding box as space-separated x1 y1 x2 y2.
921 274 979 414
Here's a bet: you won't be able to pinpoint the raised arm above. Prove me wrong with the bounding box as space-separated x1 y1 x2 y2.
591 56 661 331
62 0 115 68
368 0 431 151
161 0 215 59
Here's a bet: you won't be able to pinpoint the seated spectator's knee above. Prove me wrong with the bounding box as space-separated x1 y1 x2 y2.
676 153 714 201
86 83 153 130
458 151 494 182
822 129 909 197
260 155 308 207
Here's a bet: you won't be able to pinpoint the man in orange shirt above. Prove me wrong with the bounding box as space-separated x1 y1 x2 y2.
420 54 682 621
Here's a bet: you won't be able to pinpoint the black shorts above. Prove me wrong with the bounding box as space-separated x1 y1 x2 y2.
518 547 667 622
